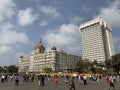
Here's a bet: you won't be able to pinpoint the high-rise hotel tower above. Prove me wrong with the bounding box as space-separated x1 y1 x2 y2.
80 18 114 63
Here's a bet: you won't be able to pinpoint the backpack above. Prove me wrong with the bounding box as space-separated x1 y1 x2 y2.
109 78 112 83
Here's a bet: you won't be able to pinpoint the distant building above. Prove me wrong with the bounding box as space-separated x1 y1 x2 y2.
19 40 80 73
79 18 114 63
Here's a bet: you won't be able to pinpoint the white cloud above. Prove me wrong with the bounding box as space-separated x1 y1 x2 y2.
0 23 31 65
43 24 81 55
69 16 84 25
40 20 48 27
0 31 29 45
81 4 90 12
113 36 120 53
0 51 19 66
0 0 16 22
17 7 38 26
16 52 29 58
0 23 30 45
96 0 120 28
0 45 12 54
40 6 61 19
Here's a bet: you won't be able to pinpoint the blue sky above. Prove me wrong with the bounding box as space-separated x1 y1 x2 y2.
0 0 120 66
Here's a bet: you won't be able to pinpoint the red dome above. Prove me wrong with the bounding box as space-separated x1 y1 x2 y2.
34 40 46 50
51 46 57 50
19 55 23 58
60 50 65 53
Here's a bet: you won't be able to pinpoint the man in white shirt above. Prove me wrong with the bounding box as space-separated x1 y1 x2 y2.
83 75 87 85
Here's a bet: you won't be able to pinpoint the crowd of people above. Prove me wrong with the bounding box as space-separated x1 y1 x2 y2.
0 73 120 90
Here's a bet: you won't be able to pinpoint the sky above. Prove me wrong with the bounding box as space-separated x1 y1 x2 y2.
0 0 120 66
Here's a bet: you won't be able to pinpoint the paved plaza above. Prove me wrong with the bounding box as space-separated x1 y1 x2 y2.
0 77 120 90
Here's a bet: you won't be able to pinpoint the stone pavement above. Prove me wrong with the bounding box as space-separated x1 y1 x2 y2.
0 77 120 90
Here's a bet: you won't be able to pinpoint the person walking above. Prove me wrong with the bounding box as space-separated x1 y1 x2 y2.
14 74 19 86
83 75 87 85
41 75 45 86
65 75 69 84
78 74 82 84
1 74 5 83
108 75 115 90
69 77 75 90
38 74 44 86
54 74 58 84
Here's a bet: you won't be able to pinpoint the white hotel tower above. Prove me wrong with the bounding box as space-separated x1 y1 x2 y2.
80 18 114 63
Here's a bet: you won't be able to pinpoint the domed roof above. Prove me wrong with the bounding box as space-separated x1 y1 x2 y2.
51 45 57 50
34 40 46 50
60 50 65 53
19 55 23 58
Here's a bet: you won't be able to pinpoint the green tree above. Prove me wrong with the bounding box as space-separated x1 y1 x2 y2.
0 66 4 73
112 53 120 73
7 65 18 73
75 60 92 73
90 66 96 74
43 67 53 73
3 66 8 73
75 59 107 74
105 59 112 69
75 61 85 73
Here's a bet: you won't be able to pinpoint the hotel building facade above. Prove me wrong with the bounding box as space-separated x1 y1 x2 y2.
80 18 114 63
19 40 80 73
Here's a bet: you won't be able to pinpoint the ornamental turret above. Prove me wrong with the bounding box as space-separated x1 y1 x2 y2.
34 39 46 53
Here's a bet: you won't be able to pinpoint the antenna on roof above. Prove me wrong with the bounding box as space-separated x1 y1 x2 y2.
40 39 42 43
